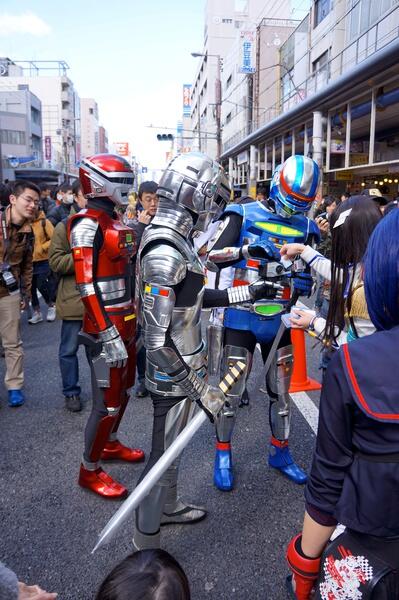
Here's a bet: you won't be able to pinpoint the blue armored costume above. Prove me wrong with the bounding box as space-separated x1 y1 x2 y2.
207 155 320 491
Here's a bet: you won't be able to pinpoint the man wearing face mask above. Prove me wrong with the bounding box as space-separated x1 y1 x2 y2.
47 183 75 227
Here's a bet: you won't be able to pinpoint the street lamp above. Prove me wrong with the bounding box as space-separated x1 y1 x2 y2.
191 52 222 160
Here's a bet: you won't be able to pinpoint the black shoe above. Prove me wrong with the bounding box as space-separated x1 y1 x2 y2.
136 381 149 398
65 395 82 412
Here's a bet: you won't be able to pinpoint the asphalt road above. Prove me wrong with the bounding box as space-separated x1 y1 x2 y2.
0 308 322 600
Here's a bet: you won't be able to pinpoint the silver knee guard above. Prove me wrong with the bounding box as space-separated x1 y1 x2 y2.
215 345 251 442
267 344 293 441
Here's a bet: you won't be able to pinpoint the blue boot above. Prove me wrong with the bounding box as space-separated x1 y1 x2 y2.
214 443 234 491
8 389 25 407
268 438 307 484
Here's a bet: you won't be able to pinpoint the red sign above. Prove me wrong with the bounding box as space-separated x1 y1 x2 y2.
114 142 129 157
44 136 51 161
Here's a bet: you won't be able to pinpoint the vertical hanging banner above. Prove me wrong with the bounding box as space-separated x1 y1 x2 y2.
44 136 52 161
183 84 192 116
239 30 256 74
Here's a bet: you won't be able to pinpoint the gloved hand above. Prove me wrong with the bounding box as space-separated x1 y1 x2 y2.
99 325 128 368
291 272 313 297
248 278 283 301
246 240 281 262
286 534 320 600
198 385 227 422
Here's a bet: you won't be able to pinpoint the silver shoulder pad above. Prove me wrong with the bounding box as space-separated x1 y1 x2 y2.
142 244 186 286
70 217 98 248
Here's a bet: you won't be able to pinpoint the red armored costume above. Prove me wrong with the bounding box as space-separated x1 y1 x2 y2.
68 154 144 499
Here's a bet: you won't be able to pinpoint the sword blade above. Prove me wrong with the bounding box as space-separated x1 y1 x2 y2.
91 359 246 554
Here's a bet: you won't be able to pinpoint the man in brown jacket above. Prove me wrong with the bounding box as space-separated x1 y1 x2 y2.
48 191 86 412
0 181 37 407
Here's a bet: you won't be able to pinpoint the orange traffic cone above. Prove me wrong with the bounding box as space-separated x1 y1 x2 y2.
289 328 321 393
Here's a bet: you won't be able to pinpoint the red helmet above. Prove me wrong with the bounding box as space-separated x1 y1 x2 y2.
79 153 134 206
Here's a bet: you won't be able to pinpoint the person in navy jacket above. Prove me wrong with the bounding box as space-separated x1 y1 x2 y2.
286 208 399 600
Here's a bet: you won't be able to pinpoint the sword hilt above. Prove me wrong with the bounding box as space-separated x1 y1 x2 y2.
218 360 246 395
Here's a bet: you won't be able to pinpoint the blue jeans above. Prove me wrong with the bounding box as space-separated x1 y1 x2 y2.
59 320 82 397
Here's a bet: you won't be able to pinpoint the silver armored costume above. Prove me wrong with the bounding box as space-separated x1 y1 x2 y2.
134 152 275 549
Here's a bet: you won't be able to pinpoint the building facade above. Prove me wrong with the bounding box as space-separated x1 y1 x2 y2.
220 0 399 200
80 98 99 158
98 125 108 153
0 85 42 181
188 0 310 160
0 59 80 174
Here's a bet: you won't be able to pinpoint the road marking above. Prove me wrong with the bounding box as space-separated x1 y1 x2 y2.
290 391 319 434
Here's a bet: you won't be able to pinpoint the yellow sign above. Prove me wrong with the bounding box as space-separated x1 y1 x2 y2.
350 154 368 166
254 222 303 237
335 171 353 181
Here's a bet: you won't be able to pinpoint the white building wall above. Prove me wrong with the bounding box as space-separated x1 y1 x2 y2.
80 98 99 158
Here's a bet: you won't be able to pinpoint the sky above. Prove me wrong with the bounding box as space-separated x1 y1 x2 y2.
0 0 205 172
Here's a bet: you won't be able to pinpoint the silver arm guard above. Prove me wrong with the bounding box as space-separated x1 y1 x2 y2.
141 245 225 418
70 217 98 248
206 246 241 272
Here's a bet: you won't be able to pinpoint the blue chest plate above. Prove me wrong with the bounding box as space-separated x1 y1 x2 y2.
223 201 319 341
231 201 313 270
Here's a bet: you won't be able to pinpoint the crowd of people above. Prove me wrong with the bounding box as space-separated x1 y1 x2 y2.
1 150 399 599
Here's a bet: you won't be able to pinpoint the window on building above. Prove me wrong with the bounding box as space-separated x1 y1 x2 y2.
350 0 397 38
1 129 26 145
313 50 328 72
31 107 41 125
225 111 232 124
62 101 69 110
314 0 332 27
312 50 330 91
89 108 94 115
226 74 232 89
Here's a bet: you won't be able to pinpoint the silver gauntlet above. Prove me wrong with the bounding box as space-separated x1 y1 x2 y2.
178 369 225 420
98 325 128 368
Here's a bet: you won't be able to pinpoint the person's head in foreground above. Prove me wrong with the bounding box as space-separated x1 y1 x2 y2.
364 207 399 331
95 549 191 600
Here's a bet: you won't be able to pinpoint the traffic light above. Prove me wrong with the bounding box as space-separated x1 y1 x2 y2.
157 133 174 141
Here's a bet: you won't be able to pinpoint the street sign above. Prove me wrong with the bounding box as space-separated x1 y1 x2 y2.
114 142 129 156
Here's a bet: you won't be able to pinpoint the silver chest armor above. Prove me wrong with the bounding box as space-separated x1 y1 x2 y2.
137 208 207 397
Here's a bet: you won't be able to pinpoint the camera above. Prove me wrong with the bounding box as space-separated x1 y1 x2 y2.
0 264 19 295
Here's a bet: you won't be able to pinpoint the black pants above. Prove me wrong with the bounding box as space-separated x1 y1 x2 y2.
31 261 56 309
137 393 184 484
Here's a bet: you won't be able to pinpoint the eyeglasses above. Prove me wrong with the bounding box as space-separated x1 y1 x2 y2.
20 195 40 207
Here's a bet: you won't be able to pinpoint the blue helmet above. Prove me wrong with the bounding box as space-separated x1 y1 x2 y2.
269 155 319 218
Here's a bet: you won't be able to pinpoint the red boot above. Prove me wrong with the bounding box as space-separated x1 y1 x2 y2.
101 439 145 463
78 464 128 498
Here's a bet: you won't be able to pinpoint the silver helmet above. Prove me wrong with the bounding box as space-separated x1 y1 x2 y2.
157 152 231 232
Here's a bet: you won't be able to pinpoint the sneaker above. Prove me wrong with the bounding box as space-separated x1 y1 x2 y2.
136 380 149 398
8 389 25 407
47 306 56 322
28 311 43 324
65 395 82 412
